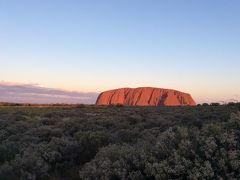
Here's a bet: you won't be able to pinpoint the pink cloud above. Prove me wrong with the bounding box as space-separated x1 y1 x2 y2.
0 82 98 104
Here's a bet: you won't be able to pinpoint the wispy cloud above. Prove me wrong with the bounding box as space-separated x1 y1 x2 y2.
0 82 99 104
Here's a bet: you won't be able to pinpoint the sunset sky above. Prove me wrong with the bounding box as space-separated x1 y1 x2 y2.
1 0 240 103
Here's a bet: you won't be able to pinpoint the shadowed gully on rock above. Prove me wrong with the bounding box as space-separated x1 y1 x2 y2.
96 87 196 106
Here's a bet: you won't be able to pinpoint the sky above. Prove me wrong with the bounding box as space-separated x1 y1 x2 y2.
0 82 98 104
1 0 240 104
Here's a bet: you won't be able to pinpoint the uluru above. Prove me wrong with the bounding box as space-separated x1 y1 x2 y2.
96 87 196 106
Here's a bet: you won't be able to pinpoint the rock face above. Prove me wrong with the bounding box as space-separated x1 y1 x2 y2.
96 87 196 106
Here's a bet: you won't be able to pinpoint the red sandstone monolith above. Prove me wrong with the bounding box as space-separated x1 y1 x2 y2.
96 87 196 106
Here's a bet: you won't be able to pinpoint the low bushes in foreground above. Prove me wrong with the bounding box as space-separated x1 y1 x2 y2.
0 105 239 179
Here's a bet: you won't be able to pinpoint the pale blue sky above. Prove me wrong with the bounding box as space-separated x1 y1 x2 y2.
1 0 240 103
